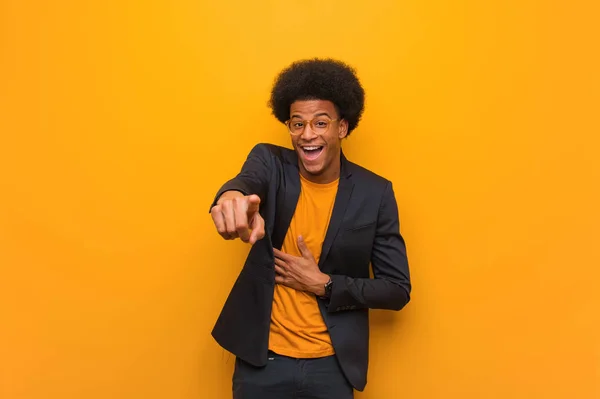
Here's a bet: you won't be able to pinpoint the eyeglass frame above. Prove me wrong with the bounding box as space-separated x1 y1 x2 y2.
284 117 340 136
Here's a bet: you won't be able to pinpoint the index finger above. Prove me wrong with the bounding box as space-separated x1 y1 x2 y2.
273 248 293 261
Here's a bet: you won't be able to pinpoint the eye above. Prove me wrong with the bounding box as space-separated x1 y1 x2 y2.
292 121 305 128
315 120 329 128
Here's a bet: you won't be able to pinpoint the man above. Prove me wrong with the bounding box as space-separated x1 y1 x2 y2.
209 58 411 398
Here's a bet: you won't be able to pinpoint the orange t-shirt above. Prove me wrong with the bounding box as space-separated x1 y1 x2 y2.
268 174 339 358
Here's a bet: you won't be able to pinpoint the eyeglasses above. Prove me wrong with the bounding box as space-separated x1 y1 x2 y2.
285 117 339 136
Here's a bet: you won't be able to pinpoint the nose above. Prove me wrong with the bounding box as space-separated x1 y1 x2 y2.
300 123 318 141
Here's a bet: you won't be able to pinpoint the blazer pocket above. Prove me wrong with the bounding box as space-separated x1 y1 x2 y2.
338 221 377 245
344 221 376 232
336 222 376 265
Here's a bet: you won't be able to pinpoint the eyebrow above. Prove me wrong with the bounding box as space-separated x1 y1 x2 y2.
290 112 332 119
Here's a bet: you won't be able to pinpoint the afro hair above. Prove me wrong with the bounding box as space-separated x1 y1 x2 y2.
269 58 365 135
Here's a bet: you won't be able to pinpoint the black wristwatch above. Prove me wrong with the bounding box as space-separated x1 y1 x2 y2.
321 276 333 299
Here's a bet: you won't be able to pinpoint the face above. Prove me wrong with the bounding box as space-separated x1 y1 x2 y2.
288 100 348 184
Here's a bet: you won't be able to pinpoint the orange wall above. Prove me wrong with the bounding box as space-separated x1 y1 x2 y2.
1 1 599 398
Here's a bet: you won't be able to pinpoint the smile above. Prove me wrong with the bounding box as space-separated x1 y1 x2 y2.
301 146 324 161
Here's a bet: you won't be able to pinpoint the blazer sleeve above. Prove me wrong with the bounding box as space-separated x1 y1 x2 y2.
208 144 272 211
327 181 411 312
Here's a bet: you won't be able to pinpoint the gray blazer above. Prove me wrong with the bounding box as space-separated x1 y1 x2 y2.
209 143 411 391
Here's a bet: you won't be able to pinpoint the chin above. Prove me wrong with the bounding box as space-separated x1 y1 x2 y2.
294 147 329 178
304 165 324 176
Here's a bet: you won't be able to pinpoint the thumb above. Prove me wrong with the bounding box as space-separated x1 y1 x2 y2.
297 235 315 261
246 194 261 215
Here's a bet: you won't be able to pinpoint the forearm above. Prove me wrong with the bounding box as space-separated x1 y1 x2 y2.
327 274 410 312
208 144 271 212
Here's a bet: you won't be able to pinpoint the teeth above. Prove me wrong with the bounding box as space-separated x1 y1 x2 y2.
304 146 321 151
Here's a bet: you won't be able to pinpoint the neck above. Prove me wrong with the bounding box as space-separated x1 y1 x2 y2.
298 154 341 184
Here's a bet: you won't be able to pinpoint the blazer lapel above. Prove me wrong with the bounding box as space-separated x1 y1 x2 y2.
272 158 301 250
319 153 354 267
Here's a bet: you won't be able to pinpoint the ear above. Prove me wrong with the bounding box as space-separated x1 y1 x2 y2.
338 119 349 139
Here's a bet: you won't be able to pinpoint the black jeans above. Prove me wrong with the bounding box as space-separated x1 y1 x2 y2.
232 351 354 399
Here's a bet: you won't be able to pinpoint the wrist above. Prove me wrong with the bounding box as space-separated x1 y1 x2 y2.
217 190 244 205
311 273 331 297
